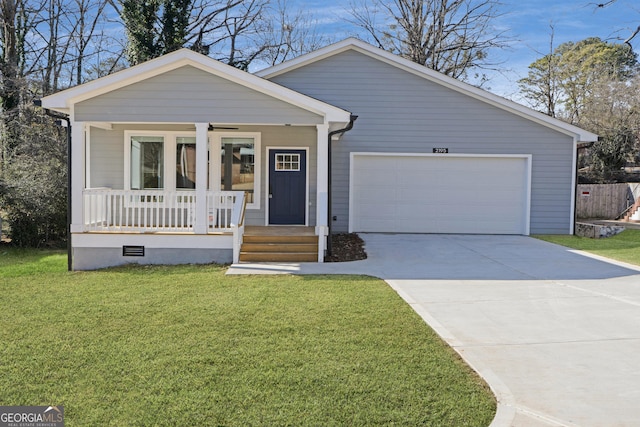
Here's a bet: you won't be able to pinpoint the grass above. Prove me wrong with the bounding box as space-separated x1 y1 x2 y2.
536 229 640 266
0 248 495 426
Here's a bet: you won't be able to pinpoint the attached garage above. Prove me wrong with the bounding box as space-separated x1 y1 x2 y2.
349 153 531 235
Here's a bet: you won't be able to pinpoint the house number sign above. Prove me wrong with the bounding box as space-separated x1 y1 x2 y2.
433 148 449 153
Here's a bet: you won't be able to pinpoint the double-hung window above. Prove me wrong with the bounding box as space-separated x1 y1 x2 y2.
130 136 164 190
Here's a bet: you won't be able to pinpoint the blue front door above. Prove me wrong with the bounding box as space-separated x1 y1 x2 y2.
269 149 306 225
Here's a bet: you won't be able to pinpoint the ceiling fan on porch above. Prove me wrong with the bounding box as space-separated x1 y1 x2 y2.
208 124 239 131
186 124 240 131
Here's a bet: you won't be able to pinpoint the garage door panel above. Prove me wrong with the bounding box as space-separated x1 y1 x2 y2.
351 154 529 234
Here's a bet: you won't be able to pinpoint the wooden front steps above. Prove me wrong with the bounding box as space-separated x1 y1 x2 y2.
240 226 318 262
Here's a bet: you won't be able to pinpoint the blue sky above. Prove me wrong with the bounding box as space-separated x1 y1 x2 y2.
287 0 640 101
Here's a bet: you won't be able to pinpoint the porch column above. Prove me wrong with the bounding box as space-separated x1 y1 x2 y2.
194 122 209 234
316 123 329 262
70 120 86 233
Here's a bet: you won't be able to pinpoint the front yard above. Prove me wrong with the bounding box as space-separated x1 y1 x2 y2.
536 229 640 266
0 248 495 426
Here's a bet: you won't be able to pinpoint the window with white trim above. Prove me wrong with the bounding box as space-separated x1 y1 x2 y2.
130 136 164 189
124 131 261 209
126 132 194 191
211 132 261 209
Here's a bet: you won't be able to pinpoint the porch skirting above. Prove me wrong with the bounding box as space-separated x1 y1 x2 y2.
72 233 233 270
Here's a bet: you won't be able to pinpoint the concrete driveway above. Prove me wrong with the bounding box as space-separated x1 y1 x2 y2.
228 234 640 427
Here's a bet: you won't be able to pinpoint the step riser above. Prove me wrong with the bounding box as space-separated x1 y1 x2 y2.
240 233 318 262
239 253 318 262
243 235 317 244
242 243 318 253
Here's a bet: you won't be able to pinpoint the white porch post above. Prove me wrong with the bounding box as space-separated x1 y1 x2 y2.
194 122 209 234
316 123 329 262
70 120 85 233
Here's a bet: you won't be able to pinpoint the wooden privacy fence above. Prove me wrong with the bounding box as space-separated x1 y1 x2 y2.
576 184 635 219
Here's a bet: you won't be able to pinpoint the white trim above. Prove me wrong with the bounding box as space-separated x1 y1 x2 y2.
211 132 262 210
194 123 209 234
85 125 91 189
348 152 533 235
315 124 329 229
41 48 352 125
257 38 598 143
70 117 85 232
316 123 329 262
124 131 171 191
123 130 208 193
265 146 310 226
72 232 233 249
87 122 113 130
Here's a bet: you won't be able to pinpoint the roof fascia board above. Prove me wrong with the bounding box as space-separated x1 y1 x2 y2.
42 51 197 107
258 38 598 142
255 38 358 79
42 49 351 123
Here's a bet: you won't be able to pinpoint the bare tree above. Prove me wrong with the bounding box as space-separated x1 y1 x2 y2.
518 25 560 117
259 0 334 66
18 0 119 92
592 0 640 48
118 0 276 70
349 0 510 80
217 0 269 70
71 0 112 85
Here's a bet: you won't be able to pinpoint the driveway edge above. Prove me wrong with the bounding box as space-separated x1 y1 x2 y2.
386 280 517 427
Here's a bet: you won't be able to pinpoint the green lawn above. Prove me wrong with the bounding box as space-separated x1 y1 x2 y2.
536 229 640 266
0 248 495 426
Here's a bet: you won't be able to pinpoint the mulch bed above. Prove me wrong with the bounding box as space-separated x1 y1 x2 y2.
324 233 367 262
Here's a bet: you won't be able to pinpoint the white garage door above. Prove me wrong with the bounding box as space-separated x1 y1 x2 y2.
350 154 530 234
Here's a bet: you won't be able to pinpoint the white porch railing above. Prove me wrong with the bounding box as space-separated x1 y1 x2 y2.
83 189 245 233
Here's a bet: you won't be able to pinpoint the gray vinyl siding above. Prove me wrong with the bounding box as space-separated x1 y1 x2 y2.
269 50 575 234
87 124 318 226
76 65 323 125
89 127 124 189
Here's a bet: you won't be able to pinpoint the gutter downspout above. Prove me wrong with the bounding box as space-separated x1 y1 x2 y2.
326 114 358 257
34 100 72 271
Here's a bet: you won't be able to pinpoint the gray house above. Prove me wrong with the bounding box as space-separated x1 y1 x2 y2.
41 38 597 270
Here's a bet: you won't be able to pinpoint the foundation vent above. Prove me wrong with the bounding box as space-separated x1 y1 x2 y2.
122 245 145 257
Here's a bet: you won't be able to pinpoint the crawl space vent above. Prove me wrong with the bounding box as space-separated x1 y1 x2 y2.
122 245 145 257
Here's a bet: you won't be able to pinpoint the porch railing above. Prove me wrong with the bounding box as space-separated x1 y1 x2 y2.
83 189 245 233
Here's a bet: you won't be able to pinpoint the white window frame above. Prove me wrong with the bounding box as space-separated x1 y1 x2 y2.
210 132 261 210
124 131 198 191
275 153 301 171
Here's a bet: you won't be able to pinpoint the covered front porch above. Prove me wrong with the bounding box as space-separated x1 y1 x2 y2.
40 48 353 269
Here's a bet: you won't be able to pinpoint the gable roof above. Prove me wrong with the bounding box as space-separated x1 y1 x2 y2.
41 48 352 125
256 38 598 142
